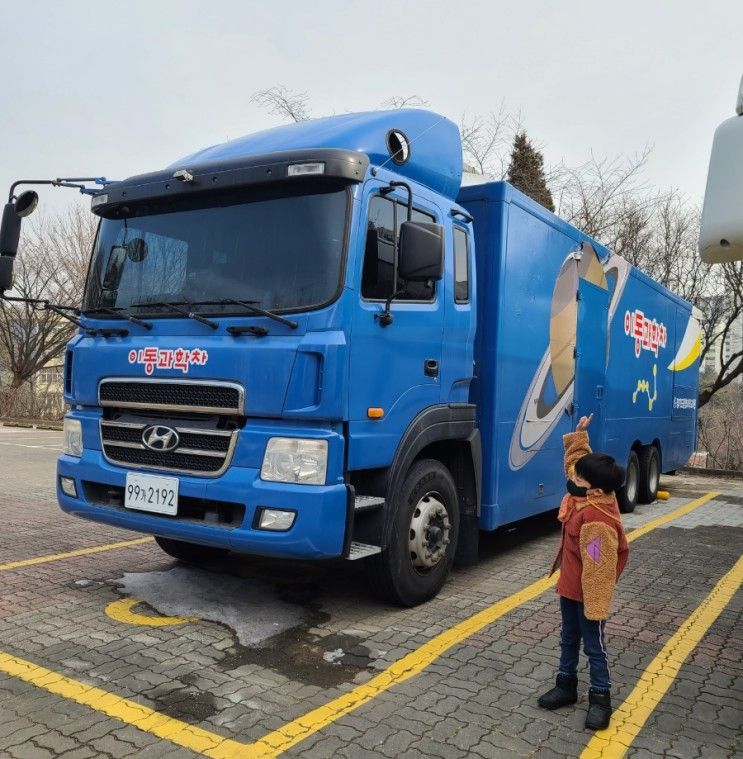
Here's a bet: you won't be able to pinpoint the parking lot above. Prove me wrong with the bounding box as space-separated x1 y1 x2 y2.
0 424 741 759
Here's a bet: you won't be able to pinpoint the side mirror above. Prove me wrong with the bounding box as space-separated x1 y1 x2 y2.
699 77 743 263
102 246 127 291
16 191 39 218
0 255 14 293
0 204 21 257
0 190 39 257
398 221 444 282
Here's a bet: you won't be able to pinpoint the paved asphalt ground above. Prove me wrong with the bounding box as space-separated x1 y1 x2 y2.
0 424 741 758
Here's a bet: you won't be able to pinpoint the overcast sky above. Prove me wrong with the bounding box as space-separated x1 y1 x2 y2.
1 1 741 216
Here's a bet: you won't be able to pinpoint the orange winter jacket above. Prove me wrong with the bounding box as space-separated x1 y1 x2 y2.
549 431 629 620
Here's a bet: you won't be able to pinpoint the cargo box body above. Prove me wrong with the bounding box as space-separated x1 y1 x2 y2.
459 182 700 531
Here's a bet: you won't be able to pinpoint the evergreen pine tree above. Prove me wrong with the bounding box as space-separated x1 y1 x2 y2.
507 132 555 212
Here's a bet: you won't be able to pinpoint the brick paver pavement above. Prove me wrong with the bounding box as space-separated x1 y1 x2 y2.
0 426 741 758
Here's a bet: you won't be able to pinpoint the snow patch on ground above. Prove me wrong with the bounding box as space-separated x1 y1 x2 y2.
117 565 310 647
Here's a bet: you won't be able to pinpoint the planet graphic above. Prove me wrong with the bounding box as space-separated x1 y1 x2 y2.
508 244 630 470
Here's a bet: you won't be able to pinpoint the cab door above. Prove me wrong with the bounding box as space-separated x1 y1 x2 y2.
347 181 445 469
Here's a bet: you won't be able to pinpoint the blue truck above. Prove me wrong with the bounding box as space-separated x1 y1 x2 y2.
0 110 701 606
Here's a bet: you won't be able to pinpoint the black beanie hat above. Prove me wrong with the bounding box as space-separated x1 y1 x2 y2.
574 453 625 494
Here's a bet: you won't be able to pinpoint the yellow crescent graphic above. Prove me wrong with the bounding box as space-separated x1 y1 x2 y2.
667 316 702 372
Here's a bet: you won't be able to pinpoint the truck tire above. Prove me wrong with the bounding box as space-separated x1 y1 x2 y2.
154 536 229 563
366 459 460 607
638 445 660 504
618 450 640 514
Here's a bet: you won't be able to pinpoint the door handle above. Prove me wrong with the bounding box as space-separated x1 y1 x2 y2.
424 359 439 378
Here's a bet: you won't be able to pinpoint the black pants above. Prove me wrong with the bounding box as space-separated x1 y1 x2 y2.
558 596 611 691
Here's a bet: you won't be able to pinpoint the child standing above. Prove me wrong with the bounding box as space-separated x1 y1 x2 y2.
538 414 629 730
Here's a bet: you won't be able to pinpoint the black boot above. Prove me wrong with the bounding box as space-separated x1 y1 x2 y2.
585 688 612 729
537 674 578 710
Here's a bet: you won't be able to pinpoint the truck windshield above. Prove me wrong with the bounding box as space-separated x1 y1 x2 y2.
84 181 348 314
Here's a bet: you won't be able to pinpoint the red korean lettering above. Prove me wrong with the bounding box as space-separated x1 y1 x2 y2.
156 349 174 369
141 347 158 376
633 310 644 339
173 348 189 373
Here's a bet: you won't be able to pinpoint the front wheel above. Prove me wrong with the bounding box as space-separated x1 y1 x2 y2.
154 536 230 564
638 445 660 504
618 450 640 514
366 459 460 607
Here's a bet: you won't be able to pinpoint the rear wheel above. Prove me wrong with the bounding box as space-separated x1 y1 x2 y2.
154 536 229 563
618 450 640 513
366 459 460 607
638 445 660 504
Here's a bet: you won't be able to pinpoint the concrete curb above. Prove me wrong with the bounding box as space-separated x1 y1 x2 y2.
680 466 743 480
1 421 63 431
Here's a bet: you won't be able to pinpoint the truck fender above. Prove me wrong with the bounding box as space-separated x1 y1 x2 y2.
382 403 481 550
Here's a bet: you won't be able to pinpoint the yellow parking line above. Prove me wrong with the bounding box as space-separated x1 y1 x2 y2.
0 491 719 758
0 651 258 758
105 597 199 627
0 537 154 572
580 552 743 759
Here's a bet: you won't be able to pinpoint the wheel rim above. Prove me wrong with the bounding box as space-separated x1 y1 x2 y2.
408 491 451 571
627 460 639 503
649 456 659 493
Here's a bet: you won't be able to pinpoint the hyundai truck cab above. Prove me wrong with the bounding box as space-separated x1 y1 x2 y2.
50 110 478 606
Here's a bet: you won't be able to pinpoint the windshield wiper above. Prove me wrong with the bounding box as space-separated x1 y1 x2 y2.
131 301 218 330
128 298 298 331
82 306 153 330
213 299 298 329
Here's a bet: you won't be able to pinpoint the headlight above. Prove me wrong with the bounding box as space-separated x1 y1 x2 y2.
63 418 83 457
261 438 328 485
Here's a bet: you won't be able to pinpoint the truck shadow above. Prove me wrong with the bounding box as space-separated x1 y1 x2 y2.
477 508 561 561
212 506 562 601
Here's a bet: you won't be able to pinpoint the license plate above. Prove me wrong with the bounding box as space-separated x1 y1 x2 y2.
124 473 179 515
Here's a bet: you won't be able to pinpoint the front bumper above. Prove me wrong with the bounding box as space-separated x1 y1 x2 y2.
57 448 350 560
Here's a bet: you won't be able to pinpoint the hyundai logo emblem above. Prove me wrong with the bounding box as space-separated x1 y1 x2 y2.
142 425 180 452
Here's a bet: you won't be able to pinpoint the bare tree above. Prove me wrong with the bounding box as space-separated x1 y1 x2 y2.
459 105 515 178
250 86 311 123
551 147 654 240
697 385 743 470
697 262 743 406
380 95 430 109
0 204 95 411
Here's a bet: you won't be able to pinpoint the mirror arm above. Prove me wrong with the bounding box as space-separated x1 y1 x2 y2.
374 287 407 328
8 177 109 202
1 292 84 327
389 181 412 221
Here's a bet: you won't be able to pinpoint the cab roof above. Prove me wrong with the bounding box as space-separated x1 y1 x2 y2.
172 109 463 201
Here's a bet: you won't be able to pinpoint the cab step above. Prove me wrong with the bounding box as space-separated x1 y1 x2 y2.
347 541 382 560
354 495 385 512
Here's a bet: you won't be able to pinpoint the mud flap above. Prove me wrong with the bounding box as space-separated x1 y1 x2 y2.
454 512 479 567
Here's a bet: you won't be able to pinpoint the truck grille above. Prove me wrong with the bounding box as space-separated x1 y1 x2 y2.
99 379 244 415
100 420 237 477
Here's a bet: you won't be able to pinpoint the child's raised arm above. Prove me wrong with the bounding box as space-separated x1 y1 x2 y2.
563 414 593 478
576 414 593 432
